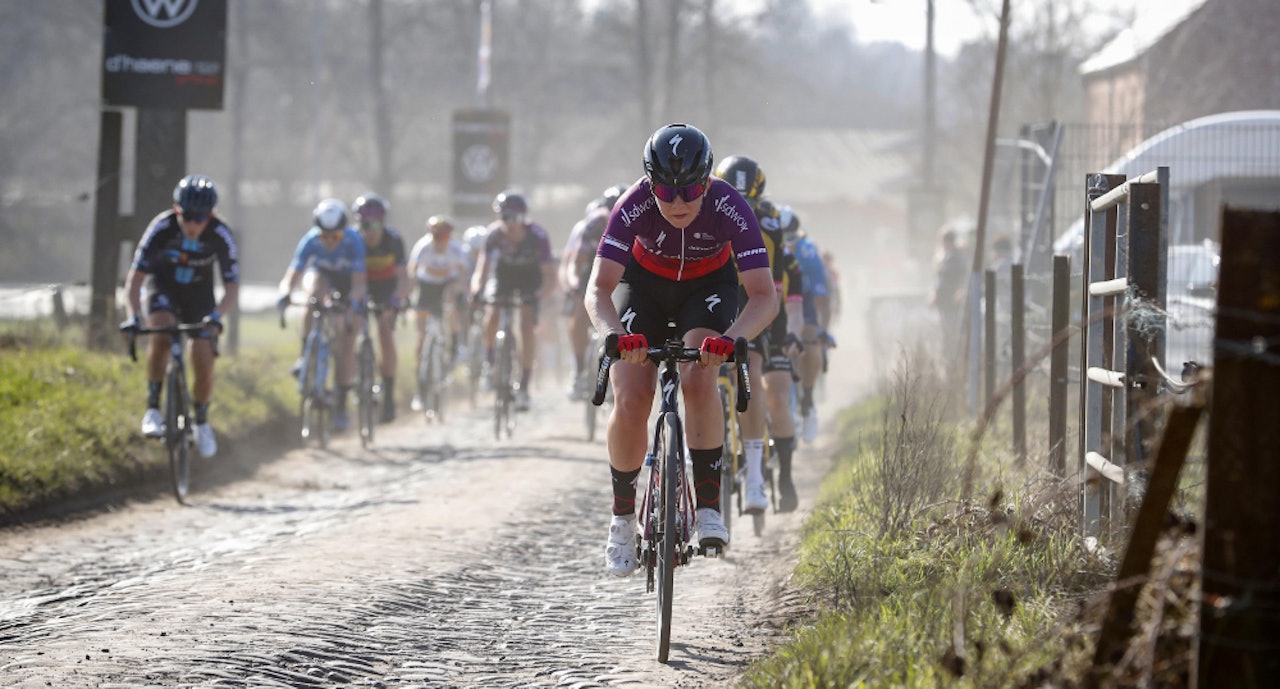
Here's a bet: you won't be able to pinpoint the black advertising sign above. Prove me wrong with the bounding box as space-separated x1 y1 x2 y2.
452 109 510 219
102 0 227 110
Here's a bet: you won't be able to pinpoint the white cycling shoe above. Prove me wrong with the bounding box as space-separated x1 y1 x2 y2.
743 476 769 515
141 408 164 438
605 515 639 578
195 423 217 459
695 508 729 548
801 407 819 444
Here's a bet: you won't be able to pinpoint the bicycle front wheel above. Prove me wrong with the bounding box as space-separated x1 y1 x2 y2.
493 331 514 440
357 337 377 448
165 363 191 504
655 413 678 663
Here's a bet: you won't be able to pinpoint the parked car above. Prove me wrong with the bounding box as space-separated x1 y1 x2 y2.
1164 241 1219 376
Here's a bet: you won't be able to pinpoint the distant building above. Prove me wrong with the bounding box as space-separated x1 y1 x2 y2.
1081 0 1280 136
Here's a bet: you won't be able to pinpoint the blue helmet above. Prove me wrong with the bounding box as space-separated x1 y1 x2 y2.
173 174 218 216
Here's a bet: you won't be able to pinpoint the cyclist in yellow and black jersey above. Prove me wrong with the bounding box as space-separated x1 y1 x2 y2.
715 155 805 515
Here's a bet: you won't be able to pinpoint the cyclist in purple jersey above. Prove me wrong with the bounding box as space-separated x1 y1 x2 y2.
121 174 239 460
276 198 368 432
585 123 777 577
560 184 625 400
469 190 557 412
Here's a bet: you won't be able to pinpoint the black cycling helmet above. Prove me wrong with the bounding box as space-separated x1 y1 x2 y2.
713 155 766 202
492 189 528 216
173 174 218 216
352 193 389 221
643 123 713 187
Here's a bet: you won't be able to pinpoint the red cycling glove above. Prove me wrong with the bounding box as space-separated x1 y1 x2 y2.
701 335 735 357
617 333 648 354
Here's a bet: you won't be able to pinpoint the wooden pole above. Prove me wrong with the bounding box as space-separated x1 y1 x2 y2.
1011 263 1026 466
1049 255 1069 475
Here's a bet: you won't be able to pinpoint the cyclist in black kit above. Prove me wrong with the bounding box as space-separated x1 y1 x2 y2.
584 124 778 577
120 174 239 460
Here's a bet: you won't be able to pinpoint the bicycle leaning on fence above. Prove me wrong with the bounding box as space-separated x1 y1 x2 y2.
125 322 218 504
280 294 348 448
592 331 750 663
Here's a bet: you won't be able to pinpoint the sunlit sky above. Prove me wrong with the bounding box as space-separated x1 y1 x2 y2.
804 0 1202 59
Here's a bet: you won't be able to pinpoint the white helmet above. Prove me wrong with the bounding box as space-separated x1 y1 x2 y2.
313 198 349 233
463 224 489 253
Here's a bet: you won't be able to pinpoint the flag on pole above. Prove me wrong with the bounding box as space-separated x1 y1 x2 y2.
477 0 492 102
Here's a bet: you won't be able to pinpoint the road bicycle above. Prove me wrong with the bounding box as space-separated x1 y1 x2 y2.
716 362 745 538
489 291 527 440
592 332 749 663
414 307 450 424
126 321 217 505
463 303 487 408
353 302 386 448
579 328 607 442
280 294 347 449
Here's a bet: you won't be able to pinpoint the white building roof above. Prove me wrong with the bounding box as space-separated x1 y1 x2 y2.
1080 0 1209 75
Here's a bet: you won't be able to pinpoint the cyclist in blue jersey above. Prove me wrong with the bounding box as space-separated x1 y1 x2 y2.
585 123 778 577
276 198 368 432
352 193 410 422
469 190 557 413
120 174 239 460
779 205 835 445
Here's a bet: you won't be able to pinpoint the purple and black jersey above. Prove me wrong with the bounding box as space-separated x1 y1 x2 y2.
597 177 769 281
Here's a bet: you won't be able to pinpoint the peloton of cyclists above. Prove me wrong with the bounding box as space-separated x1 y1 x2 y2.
584 123 778 577
406 214 473 412
559 184 627 400
120 174 239 460
469 190 557 413
713 155 805 514
352 193 411 423
276 198 368 432
778 204 836 445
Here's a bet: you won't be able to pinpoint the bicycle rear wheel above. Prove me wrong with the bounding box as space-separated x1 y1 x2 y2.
655 413 678 663
165 363 191 504
357 336 377 448
717 381 735 538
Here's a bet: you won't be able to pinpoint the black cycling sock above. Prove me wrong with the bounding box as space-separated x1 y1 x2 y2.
520 368 532 390
147 381 162 408
775 436 795 483
194 402 210 424
336 386 349 412
801 387 814 414
611 466 641 516
690 447 723 511
382 376 394 400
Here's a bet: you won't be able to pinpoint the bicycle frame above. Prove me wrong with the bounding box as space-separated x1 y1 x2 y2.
490 293 525 440
281 296 345 448
416 309 448 422
592 332 749 663
127 321 216 504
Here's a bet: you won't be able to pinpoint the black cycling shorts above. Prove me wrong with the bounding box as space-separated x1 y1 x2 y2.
612 259 738 346
415 281 449 315
147 286 216 332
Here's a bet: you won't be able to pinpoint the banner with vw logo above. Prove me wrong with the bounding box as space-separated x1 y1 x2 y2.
102 0 226 110
452 109 510 220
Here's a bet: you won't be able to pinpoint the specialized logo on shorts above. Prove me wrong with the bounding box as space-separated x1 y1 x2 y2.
705 294 722 312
